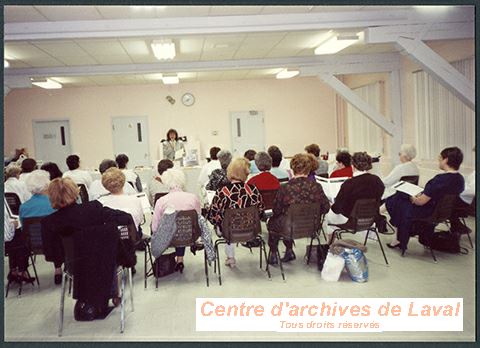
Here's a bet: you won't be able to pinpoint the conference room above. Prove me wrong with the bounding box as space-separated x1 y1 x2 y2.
3 4 475 342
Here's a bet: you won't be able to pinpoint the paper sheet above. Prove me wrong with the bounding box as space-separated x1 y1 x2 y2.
206 190 216 205
392 181 424 197
316 176 349 202
175 149 184 160
136 193 152 213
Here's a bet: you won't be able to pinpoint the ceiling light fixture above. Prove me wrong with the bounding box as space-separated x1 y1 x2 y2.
276 69 300 79
151 39 176 60
4 60 9 68
162 75 179 85
314 34 359 55
31 78 62 89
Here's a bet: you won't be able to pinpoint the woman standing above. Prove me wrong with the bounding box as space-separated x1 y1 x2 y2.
163 129 186 162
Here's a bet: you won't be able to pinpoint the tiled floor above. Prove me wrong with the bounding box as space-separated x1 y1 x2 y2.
4 217 475 342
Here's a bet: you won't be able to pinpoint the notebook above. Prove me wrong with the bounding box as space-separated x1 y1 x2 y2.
392 181 424 197
315 176 349 202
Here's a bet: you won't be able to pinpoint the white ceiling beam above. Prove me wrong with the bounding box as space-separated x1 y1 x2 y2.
395 37 474 110
4 53 401 79
318 73 396 135
4 75 32 89
5 10 413 41
365 21 474 43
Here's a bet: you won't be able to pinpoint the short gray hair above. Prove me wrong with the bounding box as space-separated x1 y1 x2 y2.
161 169 186 191
26 169 51 194
400 144 417 161
5 164 22 179
217 150 232 170
255 151 272 171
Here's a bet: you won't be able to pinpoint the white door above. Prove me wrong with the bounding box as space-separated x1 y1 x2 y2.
32 120 72 172
230 111 265 158
112 116 150 167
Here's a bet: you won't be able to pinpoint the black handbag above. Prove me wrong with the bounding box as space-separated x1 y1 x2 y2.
423 231 468 254
154 251 177 277
305 244 329 271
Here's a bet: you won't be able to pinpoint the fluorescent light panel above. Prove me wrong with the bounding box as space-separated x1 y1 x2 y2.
32 78 62 89
276 69 299 79
4 60 9 68
151 40 176 60
314 35 359 55
162 75 179 84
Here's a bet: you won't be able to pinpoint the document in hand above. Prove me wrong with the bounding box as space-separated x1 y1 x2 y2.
4 198 21 228
174 149 184 160
206 190 216 205
392 181 424 196
316 176 349 202
136 193 152 213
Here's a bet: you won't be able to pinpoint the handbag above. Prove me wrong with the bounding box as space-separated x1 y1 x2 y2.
154 251 177 277
421 230 468 254
305 244 329 271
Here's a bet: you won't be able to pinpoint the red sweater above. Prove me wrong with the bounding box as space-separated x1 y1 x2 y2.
247 172 280 191
330 166 353 178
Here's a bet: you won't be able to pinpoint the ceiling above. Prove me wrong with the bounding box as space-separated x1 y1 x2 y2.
3 5 473 88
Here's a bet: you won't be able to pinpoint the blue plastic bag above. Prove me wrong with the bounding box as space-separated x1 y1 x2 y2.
340 248 368 283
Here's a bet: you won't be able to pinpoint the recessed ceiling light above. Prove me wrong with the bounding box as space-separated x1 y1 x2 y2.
276 69 300 79
4 60 10 68
31 78 62 89
314 34 359 55
151 39 176 60
162 75 179 85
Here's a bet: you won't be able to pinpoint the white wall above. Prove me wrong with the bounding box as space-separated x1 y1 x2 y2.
4 77 337 169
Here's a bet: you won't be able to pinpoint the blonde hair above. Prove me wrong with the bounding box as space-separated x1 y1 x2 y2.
5 164 22 180
48 177 79 209
102 167 125 194
227 158 250 182
290 153 314 176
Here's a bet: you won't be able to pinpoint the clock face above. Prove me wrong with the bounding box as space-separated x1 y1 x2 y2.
182 93 195 106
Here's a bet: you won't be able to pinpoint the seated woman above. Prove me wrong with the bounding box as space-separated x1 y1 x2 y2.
89 159 136 201
305 144 328 176
4 164 32 203
40 162 63 180
19 170 57 282
207 158 264 267
42 178 130 314
244 149 259 175
116 154 142 192
268 145 289 180
386 147 465 254
206 150 232 191
98 168 144 233
326 152 385 236
148 159 174 206
151 169 201 273
247 151 280 191
5 202 34 283
267 154 330 264
383 144 419 188
19 158 37 182
330 151 353 178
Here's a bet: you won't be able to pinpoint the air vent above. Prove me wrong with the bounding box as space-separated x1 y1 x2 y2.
249 110 258 116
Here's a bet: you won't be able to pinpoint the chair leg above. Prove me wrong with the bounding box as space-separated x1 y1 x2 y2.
259 238 263 270
120 269 126 333
204 250 209 287
155 260 159 290
429 247 438 263
30 255 40 286
68 277 72 296
144 243 148 289
306 237 315 265
128 268 134 312
277 249 285 281
467 232 474 249
261 240 271 279
58 274 67 337
217 244 223 286
363 231 369 246
321 227 328 242
5 279 11 298
375 231 389 265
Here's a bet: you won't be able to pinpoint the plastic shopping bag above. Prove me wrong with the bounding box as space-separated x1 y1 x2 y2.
341 248 368 283
320 252 345 282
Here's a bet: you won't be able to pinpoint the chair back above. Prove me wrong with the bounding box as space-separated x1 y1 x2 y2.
431 194 458 224
259 189 278 210
61 234 75 275
77 184 89 204
349 199 379 231
221 206 261 243
22 216 46 255
5 192 21 215
282 203 323 240
317 173 329 178
170 210 201 248
278 177 289 184
117 223 139 244
154 192 168 206
400 175 419 185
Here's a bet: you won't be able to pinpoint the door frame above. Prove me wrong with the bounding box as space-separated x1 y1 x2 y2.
229 110 266 157
111 115 151 166
32 119 73 161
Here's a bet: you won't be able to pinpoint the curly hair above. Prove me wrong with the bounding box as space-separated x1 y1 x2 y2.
352 152 372 171
290 153 315 176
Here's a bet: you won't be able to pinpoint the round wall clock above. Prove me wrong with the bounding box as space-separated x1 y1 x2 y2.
182 93 195 106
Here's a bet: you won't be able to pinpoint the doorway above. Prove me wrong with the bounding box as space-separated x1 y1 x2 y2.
112 116 151 167
230 110 265 158
32 120 72 172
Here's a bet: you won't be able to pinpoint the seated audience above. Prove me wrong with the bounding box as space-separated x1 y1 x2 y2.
198 147 222 188
151 169 201 272
330 151 353 178
382 144 419 187
450 147 475 234
98 168 144 232
386 147 465 253
63 155 93 188
19 158 37 182
267 154 330 264
148 159 174 206
326 152 385 235
5 202 34 283
247 152 280 191
89 159 136 201
116 154 142 192
40 162 63 180
19 170 58 282
267 145 289 181
244 149 259 175
5 164 32 203
42 177 131 314
206 150 232 191
207 158 264 267
305 144 328 176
